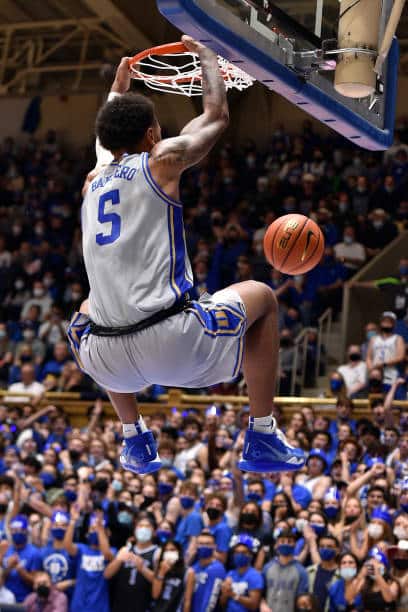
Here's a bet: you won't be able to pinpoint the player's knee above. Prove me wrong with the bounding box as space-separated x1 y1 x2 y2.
250 281 278 316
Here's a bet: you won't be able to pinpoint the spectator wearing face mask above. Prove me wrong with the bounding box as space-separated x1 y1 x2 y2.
358 507 393 562
362 209 398 258
104 517 156 612
262 528 307 612
388 539 408 611
337 346 368 398
204 493 232 564
327 372 347 402
152 540 186 612
348 548 400 612
328 552 362 611
15 321 45 365
221 535 263 612
21 281 52 321
175 481 203 561
361 322 378 360
63 508 114 612
2 515 42 602
334 225 366 278
23 570 67 612
367 312 405 392
306 534 340 611
184 530 226 612
39 511 76 596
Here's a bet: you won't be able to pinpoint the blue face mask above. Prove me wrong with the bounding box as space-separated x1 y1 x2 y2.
311 524 326 537
319 547 336 561
87 532 99 547
366 330 377 341
158 482 174 496
12 532 27 547
51 527 66 541
40 473 56 488
180 496 195 510
197 546 214 560
246 492 262 503
330 379 343 392
276 544 295 556
399 266 408 276
156 529 172 543
117 511 133 526
233 552 251 568
64 490 77 503
401 503 408 512
324 506 339 520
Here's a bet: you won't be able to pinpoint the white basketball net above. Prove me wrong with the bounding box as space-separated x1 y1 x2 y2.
129 50 255 96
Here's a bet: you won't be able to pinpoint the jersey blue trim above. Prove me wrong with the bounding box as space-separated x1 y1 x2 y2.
172 204 194 295
142 152 183 208
167 206 181 300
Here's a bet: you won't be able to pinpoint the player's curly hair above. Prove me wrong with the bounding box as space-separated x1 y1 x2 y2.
95 92 155 151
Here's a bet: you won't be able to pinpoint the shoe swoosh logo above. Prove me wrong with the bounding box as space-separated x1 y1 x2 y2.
301 230 315 262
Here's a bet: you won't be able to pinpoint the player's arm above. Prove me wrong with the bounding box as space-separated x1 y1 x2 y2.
82 57 132 196
149 36 229 178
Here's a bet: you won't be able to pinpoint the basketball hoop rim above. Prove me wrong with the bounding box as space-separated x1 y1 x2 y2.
129 42 198 84
128 41 247 85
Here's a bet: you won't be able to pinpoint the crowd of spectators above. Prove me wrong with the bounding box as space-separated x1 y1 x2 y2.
0 120 407 611
0 400 404 611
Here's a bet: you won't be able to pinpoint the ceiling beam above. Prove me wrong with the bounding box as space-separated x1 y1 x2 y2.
83 0 152 50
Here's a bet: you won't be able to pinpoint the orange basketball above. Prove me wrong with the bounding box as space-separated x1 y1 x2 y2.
263 214 325 275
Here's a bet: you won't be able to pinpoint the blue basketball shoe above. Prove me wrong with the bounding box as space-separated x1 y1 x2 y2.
238 417 306 473
120 429 162 474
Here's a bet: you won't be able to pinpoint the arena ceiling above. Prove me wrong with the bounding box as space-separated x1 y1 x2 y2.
0 0 406 95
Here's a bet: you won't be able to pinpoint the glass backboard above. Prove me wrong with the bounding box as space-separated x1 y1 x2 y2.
157 0 399 150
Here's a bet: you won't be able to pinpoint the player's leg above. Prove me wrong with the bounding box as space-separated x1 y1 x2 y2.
78 299 161 475
107 391 162 475
226 280 306 472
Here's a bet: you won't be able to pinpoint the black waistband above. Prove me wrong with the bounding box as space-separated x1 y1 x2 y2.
89 294 191 337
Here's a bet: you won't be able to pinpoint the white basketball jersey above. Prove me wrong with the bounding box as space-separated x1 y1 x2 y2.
371 334 399 384
82 152 193 326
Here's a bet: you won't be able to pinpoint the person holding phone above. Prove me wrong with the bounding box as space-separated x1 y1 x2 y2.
347 548 399 611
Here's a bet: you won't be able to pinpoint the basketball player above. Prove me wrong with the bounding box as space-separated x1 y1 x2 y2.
68 36 305 475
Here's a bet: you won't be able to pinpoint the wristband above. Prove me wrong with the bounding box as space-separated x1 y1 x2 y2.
156 575 165 581
108 91 121 101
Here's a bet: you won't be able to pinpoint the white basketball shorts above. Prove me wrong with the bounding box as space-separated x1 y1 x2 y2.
67 289 247 392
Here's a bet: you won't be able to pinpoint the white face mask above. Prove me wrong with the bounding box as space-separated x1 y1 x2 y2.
33 288 44 298
23 330 35 341
368 523 383 539
135 527 152 543
340 567 357 580
163 550 179 564
393 526 407 540
295 518 308 533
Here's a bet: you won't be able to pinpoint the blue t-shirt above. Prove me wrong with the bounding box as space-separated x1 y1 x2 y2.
4 543 42 602
328 578 362 612
209 520 233 553
226 566 264 612
175 511 203 552
70 543 113 612
40 544 76 592
192 559 226 612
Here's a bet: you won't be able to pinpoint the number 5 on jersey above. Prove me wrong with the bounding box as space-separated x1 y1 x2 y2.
96 189 121 246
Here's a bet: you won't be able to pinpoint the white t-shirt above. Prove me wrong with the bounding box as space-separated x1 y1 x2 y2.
334 241 366 270
8 381 45 399
337 361 368 396
0 585 16 604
